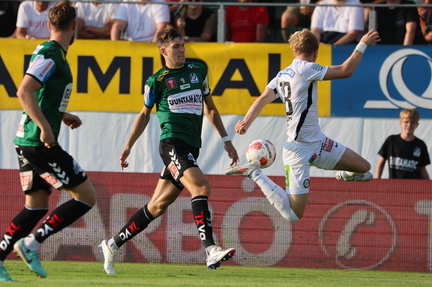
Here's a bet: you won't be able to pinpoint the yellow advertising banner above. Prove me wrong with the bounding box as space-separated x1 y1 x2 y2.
0 38 331 116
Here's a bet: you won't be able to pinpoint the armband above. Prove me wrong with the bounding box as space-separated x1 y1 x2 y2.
222 136 231 143
355 42 367 54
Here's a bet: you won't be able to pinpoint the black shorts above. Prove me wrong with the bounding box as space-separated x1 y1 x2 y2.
15 145 87 194
159 138 200 190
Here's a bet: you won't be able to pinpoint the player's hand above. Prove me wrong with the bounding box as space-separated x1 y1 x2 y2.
40 128 55 148
119 148 131 170
234 120 248 135
360 29 381 47
224 141 239 166
62 112 82 129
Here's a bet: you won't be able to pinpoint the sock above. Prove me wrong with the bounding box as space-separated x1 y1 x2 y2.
31 199 92 245
0 207 47 260
191 196 215 248
251 170 300 222
113 204 154 248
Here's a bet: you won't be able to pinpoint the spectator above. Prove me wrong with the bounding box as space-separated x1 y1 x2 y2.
174 0 216 42
280 0 318 42
226 0 270 42
418 0 432 43
0 1 21 38
310 0 364 44
16 1 53 39
75 0 119 39
111 0 170 42
375 0 425 45
375 109 430 179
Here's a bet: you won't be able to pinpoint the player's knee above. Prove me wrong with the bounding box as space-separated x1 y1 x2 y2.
360 160 371 173
148 202 169 217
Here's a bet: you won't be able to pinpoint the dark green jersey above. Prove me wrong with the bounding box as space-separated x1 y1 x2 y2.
144 62 210 148
14 41 72 147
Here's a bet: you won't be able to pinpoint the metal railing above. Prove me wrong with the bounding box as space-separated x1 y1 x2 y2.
9 0 431 43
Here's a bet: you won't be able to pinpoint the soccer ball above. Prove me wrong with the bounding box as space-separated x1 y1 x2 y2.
245 139 276 169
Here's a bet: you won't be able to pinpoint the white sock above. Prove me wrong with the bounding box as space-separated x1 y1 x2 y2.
251 170 299 222
24 234 40 251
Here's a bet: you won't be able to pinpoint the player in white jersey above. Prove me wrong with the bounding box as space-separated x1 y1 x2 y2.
226 29 380 222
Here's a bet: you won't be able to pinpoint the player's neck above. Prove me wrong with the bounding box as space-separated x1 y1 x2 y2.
50 33 72 52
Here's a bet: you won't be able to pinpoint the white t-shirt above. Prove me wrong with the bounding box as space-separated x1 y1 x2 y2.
310 0 364 33
114 3 170 41
16 1 54 38
266 59 328 143
75 2 118 28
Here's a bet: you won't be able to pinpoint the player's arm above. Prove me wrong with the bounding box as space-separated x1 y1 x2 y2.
152 22 169 43
120 105 152 169
235 87 276 135
111 19 126 40
374 155 386 179
15 27 28 39
323 29 380 81
204 95 239 166
419 166 430 180
62 112 82 130
16 75 55 147
403 21 417 45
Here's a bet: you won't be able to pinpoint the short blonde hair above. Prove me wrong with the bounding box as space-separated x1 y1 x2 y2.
288 29 319 56
400 108 420 122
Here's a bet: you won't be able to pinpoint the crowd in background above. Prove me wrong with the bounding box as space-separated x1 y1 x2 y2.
0 0 431 44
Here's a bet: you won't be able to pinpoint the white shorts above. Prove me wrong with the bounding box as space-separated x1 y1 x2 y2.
282 133 346 195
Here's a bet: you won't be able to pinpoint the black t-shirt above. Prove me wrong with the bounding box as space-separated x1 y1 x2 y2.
0 1 20 37
376 0 425 44
378 134 431 179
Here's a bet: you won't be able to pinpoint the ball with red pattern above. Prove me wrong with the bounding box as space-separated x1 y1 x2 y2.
245 139 276 169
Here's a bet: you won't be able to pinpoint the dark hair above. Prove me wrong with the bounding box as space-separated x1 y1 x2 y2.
48 0 76 31
155 25 182 48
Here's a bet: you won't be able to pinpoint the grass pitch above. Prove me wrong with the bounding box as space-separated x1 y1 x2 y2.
3 260 431 286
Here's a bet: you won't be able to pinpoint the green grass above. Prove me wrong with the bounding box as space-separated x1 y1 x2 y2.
3 260 431 286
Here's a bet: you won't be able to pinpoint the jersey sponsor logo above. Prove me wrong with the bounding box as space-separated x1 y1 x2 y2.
40 172 63 189
187 63 200 70
388 156 418 171
311 63 323 72
168 149 181 180
279 68 295 78
180 83 190 90
16 114 27 138
27 56 55 84
189 72 199 83
413 147 421 157
323 137 334 152
20 170 33 191
165 77 177 89
59 83 72 112
168 90 203 115
157 70 169 81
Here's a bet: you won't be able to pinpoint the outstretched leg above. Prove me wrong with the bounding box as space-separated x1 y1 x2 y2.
333 148 372 181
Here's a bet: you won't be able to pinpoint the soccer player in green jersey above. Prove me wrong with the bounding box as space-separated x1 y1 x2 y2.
0 1 97 281
99 25 239 273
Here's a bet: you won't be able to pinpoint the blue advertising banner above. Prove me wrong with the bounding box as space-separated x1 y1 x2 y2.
331 45 432 118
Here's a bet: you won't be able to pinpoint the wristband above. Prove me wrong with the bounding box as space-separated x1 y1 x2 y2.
222 136 231 143
355 42 367 54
